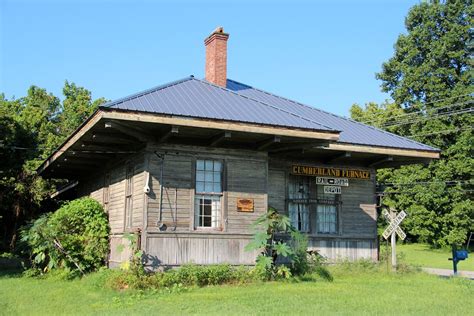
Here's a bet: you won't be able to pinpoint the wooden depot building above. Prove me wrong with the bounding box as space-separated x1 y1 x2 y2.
38 27 440 268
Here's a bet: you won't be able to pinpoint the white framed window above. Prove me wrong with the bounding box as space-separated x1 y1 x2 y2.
288 176 310 232
124 165 133 229
316 190 338 234
194 159 222 228
103 173 111 212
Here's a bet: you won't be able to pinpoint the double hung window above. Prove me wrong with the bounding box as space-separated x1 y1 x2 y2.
316 190 338 234
103 173 110 212
288 176 310 232
194 159 222 228
125 165 133 228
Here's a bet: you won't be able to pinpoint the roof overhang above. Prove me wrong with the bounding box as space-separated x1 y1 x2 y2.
326 143 440 159
37 108 441 179
37 108 340 178
101 108 340 141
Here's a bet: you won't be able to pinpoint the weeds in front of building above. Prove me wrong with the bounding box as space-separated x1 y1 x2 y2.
11 198 424 293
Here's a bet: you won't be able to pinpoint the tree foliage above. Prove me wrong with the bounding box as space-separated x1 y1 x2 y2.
0 82 106 251
351 0 473 247
20 197 110 274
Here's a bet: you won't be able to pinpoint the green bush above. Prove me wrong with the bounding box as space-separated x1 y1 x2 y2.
105 264 255 291
245 207 313 279
20 197 109 275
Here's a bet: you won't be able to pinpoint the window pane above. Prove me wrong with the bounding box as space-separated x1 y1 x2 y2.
196 181 205 192
205 160 213 171
196 171 205 181
214 161 222 172
203 199 212 216
317 204 337 234
195 195 220 228
205 172 213 182
213 172 220 182
197 160 205 171
205 183 213 192
213 183 221 193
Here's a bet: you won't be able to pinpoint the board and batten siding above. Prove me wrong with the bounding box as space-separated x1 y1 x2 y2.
143 145 267 267
76 153 147 266
268 161 378 261
146 153 193 231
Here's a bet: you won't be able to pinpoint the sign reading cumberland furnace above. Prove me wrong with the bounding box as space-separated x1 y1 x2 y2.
291 165 371 180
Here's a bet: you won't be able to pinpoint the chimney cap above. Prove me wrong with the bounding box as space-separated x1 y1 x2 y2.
204 26 229 43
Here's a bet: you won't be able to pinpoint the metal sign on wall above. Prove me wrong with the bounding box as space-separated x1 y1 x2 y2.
237 198 254 212
291 165 370 180
316 177 349 186
323 186 342 194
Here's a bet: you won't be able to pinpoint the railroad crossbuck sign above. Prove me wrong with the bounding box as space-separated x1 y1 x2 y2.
382 210 407 240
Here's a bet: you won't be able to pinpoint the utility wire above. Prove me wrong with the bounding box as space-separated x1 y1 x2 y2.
377 189 473 195
407 126 474 138
401 93 473 109
378 179 473 186
377 107 473 128
359 100 473 125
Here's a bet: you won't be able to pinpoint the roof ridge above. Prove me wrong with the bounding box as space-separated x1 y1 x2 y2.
194 78 338 132
101 76 194 109
227 79 439 152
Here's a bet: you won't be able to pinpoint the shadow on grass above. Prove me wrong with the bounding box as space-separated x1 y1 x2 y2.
297 266 334 283
0 268 23 278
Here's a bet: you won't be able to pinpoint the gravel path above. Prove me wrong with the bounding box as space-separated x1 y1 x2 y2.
422 267 474 279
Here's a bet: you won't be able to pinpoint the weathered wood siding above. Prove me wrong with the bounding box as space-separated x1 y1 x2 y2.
109 234 133 268
75 153 146 266
307 238 377 261
147 153 193 231
268 169 286 215
146 145 268 234
145 233 258 267
267 160 378 261
340 179 377 238
75 145 379 266
77 154 146 234
226 158 267 234
143 144 267 266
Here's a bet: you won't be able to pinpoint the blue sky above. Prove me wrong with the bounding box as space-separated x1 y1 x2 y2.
1 0 418 117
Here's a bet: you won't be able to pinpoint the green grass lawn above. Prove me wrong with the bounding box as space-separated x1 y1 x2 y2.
397 243 473 271
1 268 472 315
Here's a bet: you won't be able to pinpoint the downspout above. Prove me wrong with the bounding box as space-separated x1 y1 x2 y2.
154 152 165 229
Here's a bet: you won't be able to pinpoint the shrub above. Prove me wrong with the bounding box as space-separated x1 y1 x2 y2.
20 197 109 275
104 264 255 291
245 207 312 279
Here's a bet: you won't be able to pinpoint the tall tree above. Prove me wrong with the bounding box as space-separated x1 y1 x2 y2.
352 0 473 247
0 83 105 251
60 81 106 136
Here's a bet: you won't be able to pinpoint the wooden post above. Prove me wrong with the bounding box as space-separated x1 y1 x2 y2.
390 209 396 270
391 230 397 270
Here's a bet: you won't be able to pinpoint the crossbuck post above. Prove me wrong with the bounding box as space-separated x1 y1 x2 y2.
382 208 407 270
390 209 396 269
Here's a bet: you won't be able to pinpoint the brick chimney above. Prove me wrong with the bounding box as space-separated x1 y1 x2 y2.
204 27 229 87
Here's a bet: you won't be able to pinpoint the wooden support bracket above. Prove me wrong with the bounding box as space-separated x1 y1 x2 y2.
209 131 232 147
158 126 179 143
326 151 352 163
369 156 394 168
104 120 154 142
257 136 281 150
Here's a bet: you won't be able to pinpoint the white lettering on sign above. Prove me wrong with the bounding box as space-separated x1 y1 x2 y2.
316 177 349 187
382 210 407 240
323 186 341 194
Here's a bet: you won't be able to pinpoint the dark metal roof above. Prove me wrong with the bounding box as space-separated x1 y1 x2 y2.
101 76 439 152
101 77 336 132
226 79 439 152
